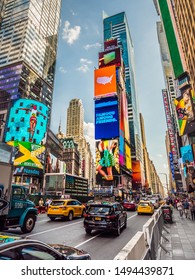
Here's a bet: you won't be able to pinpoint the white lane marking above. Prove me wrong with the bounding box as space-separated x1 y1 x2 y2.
27 220 83 238
75 213 137 248
74 234 102 248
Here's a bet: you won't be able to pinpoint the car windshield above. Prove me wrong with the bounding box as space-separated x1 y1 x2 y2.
51 201 65 206
139 202 149 206
88 206 112 215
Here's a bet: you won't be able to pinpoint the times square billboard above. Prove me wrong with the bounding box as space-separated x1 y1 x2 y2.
95 96 119 140
95 139 120 183
98 48 121 68
7 141 45 170
94 65 117 98
5 99 48 145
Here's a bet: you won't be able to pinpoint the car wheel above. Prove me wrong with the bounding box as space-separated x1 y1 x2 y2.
115 222 121 236
49 217 56 221
68 211 73 221
85 228 92 234
21 214 36 233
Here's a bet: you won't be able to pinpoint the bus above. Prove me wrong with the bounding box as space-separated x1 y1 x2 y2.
43 173 89 198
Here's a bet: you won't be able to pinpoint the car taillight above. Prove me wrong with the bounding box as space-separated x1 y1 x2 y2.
106 215 117 220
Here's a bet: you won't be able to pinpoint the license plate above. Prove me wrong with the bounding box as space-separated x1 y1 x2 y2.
95 217 101 221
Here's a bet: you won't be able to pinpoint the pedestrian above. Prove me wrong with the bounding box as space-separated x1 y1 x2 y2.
183 199 190 218
38 198 44 214
177 200 183 217
45 198 52 212
191 200 195 221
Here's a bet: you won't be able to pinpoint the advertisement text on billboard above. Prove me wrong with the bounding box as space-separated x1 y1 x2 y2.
95 96 119 139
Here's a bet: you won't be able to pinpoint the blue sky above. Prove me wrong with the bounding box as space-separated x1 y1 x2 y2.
51 0 169 184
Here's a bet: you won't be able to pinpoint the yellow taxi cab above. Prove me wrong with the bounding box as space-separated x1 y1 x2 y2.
137 200 154 215
47 199 86 221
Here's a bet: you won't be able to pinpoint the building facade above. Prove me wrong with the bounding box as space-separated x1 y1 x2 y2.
66 98 94 184
0 0 62 191
103 12 144 189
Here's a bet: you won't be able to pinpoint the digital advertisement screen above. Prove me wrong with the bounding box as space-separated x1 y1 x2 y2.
174 88 195 136
98 48 121 68
180 145 194 165
7 141 45 169
125 143 132 170
104 38 118 51
94 65 117 98
95 96 119 139
5 99 48 145
95 139 120 183
132 160 141 184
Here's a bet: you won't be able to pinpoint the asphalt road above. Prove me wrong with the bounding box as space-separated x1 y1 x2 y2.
7 211 152 260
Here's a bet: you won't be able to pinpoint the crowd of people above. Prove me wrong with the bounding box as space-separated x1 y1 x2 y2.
166 196 195 220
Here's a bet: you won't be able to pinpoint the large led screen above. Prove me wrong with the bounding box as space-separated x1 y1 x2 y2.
125 143 132 170
132 160 141 185
95 139 120 183
174 88 195 136
95 96 119 139
180 145 194 165
5 99 48 145
7 141 45 169
94 65 117 98
98 48 121 68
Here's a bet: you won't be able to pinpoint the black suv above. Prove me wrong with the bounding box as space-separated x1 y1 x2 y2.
83 201 127 236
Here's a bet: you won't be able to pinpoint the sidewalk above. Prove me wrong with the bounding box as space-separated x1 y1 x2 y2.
160 208 195 260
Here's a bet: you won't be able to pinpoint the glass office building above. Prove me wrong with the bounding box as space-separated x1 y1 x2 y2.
103 12 143 164
0 0 61 127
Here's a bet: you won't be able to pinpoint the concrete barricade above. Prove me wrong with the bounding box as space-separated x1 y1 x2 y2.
114 231 148 260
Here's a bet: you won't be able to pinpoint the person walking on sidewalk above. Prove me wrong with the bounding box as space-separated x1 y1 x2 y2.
190 200 195 221
183 199 190 219
177 200 184 217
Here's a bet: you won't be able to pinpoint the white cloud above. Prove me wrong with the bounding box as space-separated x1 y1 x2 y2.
59 66 67 74
70 10 77 16
84 42 101 50
80 58 92 64
157 154 163 158
76 58 93 72
76 64 90 73
62 20 81 45
84 122 95 157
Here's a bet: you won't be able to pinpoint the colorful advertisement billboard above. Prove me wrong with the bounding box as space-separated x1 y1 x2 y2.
125 143 132 170
132 160 141 185
104 39 118 51
95 96 119 140
174 88 195 135
94 65 117 98
5 99 48 145
98 48 121 68
7 141 45 169
180 145 194 166
95 139 119 183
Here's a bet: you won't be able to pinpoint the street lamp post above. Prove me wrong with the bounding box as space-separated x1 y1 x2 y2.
159 173 169 195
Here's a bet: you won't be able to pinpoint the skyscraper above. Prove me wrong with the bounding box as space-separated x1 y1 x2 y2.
0 0 62 129
0 0 62 191
66 99 84 142
103 12 144 187
66 98 93 182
